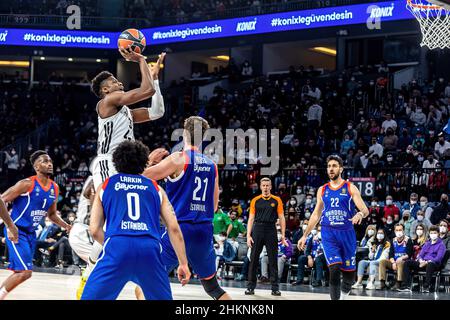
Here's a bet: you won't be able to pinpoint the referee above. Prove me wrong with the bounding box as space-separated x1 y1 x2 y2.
245 177 287 296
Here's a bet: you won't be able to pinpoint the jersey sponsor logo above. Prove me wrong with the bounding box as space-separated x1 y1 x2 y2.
341 188 347 195
114 182 149 192
271 203 275 207
31 210 47 226
49 188 55 199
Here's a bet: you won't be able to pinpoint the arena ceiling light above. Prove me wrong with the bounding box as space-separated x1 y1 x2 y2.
309 47 337 56
210 55 230 61
68 57 73 61
0 60 30 67
96 59 102 62
40 57 45 60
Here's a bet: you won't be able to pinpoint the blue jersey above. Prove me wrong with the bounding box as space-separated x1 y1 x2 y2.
320 181 355 230
10 176 58 234
101 173 161 240
165 148 217 223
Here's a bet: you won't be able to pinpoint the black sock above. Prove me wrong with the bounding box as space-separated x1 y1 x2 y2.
329 265 341 300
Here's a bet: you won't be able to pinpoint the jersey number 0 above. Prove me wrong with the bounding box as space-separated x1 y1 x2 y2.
126 192 141 221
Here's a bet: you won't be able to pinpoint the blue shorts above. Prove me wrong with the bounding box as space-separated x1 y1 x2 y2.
161 221 216 279
321 226 356 272
5 227 35 271
81 235 172 300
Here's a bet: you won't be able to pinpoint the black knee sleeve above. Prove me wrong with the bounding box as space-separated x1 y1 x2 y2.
341 271 355 294
329 264 341 300
201 276 226 300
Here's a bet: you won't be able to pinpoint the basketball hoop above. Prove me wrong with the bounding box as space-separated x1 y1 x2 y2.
406 0 450 49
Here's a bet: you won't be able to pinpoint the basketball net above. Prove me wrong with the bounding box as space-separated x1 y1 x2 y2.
406 0 450 49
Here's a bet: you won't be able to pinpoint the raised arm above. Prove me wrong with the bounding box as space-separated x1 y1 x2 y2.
131 53 166 123
104 48 155 109
143 151 185 181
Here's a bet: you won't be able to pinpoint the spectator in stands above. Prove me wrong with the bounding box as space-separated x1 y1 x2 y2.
409 106 427 127
343 121 358 142
227 210 246 239
383 195 400 224
400 225 446 292
241 60 253 79
384 215 396 240
420 196 434 221
410 210 432 237
411 223 428 260
213 207 231 241
423 154 439 169
382 128 398 153
402 193 420 219
307 100 323 138
35 217 60 266
41 226 71 269
378 224 413 290
230 199 243 217
340 134 355 158
381 113 397 134
286 206 300 233
368 197 384 229
291 227 317 286
352 228 390 290
398 128 413 151
214 232 236 279
360 225 376 248
400 210 414 238
273 230 292 281
435 132 450 159
367 136 383 160
430 194 449 225
439 220 448 242
428 163 447 198
3 148 19 185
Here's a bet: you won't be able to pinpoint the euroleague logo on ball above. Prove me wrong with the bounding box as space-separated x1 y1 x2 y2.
118 28 146 54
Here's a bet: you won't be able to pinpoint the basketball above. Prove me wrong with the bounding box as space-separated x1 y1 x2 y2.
118 28 146 54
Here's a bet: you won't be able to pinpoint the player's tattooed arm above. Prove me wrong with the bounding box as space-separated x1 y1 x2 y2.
1 179 32 204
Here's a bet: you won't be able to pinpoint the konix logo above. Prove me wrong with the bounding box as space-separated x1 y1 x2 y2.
369 3 395 18
236 18 257 32
0 30 8 42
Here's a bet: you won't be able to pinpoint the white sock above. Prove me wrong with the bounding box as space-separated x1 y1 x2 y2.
0 287 9 300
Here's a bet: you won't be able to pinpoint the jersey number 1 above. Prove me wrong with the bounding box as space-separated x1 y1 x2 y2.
126 193 141 221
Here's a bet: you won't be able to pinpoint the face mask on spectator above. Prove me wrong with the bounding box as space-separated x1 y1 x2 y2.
387 156 393 162
420 201 427 207
305 211 311 219
395 231 404 238
371 201 377 207
410 200 417 205
302 224 308 232
238 218 244 224
440 226 447 233
68 217 75 222
218 236 226 242
311 229 317 235
347 125 353 129
416 229 424 237
305 199 312 205
417 215 424 221
368 229 375 237
430 233 438 241
386 218 393 224
277 234 282 241
376 233 384 241
386 199 393 205
418 156 424 162
290 200 296 205
296 188 301 194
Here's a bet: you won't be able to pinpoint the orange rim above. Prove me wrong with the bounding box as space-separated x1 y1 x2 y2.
407 0 444 10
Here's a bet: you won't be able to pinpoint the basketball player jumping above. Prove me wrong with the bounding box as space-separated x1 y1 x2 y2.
0 151 72 300
77 47 166 299
298 155 369 300
140 116 232 300
81 140 190 300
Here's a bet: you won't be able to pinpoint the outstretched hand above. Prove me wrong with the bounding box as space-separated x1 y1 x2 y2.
147 148 169 167
150 52 166 80
119 45 145 62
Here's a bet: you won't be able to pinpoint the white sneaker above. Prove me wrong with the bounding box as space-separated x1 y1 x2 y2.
366 282 376 290
339 291 351 300
352 282 363 289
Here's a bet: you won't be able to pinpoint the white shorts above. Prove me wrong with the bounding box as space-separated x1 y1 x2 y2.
92 155 117 189
68 222 94 263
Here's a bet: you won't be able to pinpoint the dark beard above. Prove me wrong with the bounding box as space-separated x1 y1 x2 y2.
329 174 339 181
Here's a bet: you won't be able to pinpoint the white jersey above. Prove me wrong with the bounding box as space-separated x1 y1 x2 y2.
76 176 94 224
97 104 135 156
